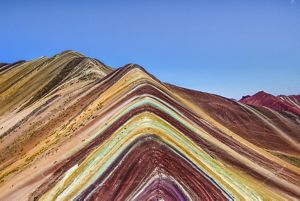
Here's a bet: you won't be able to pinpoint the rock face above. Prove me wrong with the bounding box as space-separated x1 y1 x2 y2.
0 51 299 200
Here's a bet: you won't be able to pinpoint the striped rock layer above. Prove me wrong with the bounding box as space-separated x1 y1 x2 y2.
0 51 299 201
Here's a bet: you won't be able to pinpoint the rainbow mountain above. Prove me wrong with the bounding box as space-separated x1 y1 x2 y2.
0 51 299 200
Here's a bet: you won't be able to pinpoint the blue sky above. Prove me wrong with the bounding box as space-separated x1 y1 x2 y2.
1 0 299 99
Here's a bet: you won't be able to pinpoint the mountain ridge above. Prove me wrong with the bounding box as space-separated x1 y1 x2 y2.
0 51 299 200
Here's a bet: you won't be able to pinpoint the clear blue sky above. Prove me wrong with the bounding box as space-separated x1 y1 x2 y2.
1 0 299 99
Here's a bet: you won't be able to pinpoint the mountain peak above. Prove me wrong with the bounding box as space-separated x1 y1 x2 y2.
0 51 113 114
56 50 85 57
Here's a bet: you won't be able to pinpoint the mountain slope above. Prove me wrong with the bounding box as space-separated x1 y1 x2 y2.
0 52 299 200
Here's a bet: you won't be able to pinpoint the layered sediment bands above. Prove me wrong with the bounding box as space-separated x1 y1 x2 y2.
75 136 230 201
0 61 26 73
0 51 300 200
168 85 300 160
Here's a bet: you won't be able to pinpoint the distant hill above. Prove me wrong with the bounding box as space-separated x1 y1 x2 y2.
240 91 300 118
